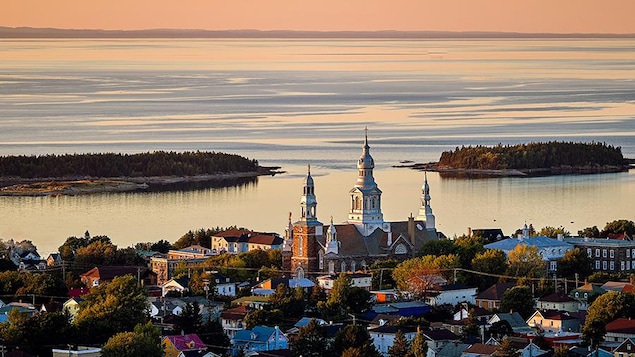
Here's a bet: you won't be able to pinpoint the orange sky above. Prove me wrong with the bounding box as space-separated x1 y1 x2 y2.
2 0 634 34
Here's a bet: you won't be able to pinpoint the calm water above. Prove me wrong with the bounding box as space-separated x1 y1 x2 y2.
0 39 634 254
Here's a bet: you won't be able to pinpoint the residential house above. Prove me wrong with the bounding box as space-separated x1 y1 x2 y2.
476 282 515 310
605 318 635 344
40 301 63 313
488 312 534 335
80 265 157 287
422 329 461 354
51 347 102 357
518 341 549 357
221 305 248 339
151 245 215 284
247 233 284 251
565 237 635 273
251 277 314 295
569 282 606 310
468 228 505 242
461 343 498 357
614 338 635 357
601 281 634 293
526 310 582 333
371 289 399 303
163 334 208 357
484 225 573 272
317 272 373 293
211 229 253 254
368 325 417 356
211 272 237 297
63 297 83 321
231 295 271 310
365 301 430 321
46 253 63 267
570 347 613 357
162 277 190 296
536 292 580 313
17 251 47 272
438 342 471 357
424 283 478 307
231 325 288 356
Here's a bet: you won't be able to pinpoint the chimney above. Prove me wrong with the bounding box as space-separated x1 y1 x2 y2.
408 214 416 245
468 227 472 238
557 233 564 241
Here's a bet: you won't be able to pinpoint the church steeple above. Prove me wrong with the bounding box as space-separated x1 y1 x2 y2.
416 170 435 230
347 128 384 232
325 216 339 255
300 164 318 222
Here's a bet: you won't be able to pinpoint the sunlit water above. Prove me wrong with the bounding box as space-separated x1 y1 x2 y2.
0 39 634 254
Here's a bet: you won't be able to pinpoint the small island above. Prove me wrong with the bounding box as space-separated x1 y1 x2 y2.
398 141 632 177
0 151 281 196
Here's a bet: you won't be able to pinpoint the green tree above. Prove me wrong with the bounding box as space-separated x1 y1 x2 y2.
558 248 593 279
319 273 371 320
291 318 330 357
332 324 381 357
419 239 457 257
392 255 459 296
175 302 202 334
198 317 231 356
601 219 635 236
500 285 534 319
75 275 149 344
554 345 574 357
496 337 520 357
407 330 428 357
489 320 513 339
578 226 600 238
244 309 284 330
454 235 486 270
371 259 399 290
461 308 479 340
507 245 545 278
470 249 508 290
101 321 162 357
539 226 571 238
582 291 635 347
388 329 411 357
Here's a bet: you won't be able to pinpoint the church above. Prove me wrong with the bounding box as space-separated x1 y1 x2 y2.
282 129 442 278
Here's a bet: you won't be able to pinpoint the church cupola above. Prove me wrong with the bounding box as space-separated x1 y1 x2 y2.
416 170 435 230
325 216 339 255
300 164 318 222
347 128 384 233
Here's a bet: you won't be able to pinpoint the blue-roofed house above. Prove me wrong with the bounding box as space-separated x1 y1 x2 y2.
231 325 288 356
484 224 573 272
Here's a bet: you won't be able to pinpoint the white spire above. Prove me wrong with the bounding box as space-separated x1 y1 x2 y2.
283 212 293 252
416 170 435 230
325 216 339 255
300 164 318 222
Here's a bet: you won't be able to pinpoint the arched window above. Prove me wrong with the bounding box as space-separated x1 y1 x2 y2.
341 261 347 272
298 236 303 257
296 267 305 279
351 261 357 272
328 261 335 274
318 250 324 270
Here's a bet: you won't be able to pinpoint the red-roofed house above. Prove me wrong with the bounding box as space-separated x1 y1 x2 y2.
80 266 157 287
163 334 207 357
476 282 515 311
461 343 498 357
605 318 635 343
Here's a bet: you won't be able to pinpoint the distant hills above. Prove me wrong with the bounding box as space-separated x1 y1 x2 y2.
2 26 635 39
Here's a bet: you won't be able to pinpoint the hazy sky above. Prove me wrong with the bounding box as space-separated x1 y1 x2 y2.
2 0 635 34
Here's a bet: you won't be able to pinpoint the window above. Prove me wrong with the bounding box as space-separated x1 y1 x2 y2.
550 261 557 271
610 250 615 258
298 236 303 256
628 249 631 258
603 261 607 270
595 249 600 257
595 260 600 269
621 261 625 270
603 249 607 258
341 261 347 272
587 248 592 258
610 261 615 270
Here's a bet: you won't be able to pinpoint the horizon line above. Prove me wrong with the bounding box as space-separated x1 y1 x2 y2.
2 26 635 39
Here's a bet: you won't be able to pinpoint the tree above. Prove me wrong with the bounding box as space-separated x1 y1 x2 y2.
601 219 635 237
291 318 330 357
554 345 574 357
500 285 534 319
74 275 149 344
101 322 162 357
388 329 411 357
507 245 545 278
578 226 600 238
558 248 593 279
407 330 428 357
244 309 284 330
454 235 486 270
461 308 479 340
332 324 381 357
582 291 635 347
419 239 457 257
371 259 399 290
392 255 459 297
470 249 507 290
496 337 520 357
539 226 571 238
489 320 513 339
319 273 371 320
175 302 202 334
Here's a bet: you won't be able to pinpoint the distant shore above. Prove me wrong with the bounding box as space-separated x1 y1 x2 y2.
393 162 634 177
0 166 283 196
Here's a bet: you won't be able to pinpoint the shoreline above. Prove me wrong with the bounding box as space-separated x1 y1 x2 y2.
393 162 633 177
0 167 283 197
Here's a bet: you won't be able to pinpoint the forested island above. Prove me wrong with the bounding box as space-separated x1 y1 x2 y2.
0 151 279 196
405 142 631 177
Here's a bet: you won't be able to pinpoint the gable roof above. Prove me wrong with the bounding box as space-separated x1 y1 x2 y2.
463 343 498 355
234 326 282 343
606 318 635 335
423 329 460 341
81 265 155 280
248 233 283 246
539 292 576 303
163 334 206 351
477 282 515 301
614 338 635 353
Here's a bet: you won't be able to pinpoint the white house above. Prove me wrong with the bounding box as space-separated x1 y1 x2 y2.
368 325 417 356
425 284 478 306
317 272 373 293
